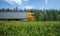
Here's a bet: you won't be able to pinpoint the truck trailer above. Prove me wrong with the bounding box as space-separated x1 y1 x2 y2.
0 12 35 21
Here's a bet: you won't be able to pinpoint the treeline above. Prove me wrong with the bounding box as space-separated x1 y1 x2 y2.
0 8 60 21
0 7 29 12
30 9 60 21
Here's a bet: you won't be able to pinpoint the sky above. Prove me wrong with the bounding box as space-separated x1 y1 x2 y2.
0 0 60 9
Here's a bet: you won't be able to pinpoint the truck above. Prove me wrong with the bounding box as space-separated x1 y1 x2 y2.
0 12 35 21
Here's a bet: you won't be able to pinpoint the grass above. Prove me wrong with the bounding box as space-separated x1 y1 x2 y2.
0 21 60 36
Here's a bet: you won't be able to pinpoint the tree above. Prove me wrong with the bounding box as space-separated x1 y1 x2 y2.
39 12 44 21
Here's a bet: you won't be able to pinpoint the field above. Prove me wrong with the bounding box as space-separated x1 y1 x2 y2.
0 21 60 36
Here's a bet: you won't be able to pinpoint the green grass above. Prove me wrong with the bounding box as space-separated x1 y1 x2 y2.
0 21 60 36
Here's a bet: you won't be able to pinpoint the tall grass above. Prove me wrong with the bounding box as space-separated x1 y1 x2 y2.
0 21 60 36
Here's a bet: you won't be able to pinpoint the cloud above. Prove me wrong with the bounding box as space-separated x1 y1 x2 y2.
45 0 48 4
24 5 34 9
5 0 28 5
23 0 28 2
5 0 22 5
40 0 48 9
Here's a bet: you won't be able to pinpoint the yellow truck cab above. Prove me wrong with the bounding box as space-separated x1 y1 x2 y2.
27 12 35 21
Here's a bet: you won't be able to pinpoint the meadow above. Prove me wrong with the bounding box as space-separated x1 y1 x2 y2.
0 21 60 36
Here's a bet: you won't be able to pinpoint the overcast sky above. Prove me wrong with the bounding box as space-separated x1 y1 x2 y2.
0 0 60 9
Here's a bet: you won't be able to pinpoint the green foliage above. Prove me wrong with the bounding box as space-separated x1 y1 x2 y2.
39 12 44 21
0 21 60 36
